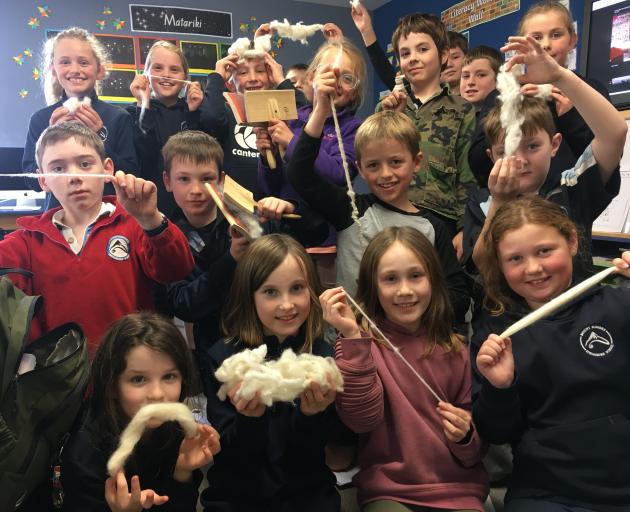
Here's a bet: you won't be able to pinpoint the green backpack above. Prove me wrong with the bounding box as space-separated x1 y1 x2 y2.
0 269 90 510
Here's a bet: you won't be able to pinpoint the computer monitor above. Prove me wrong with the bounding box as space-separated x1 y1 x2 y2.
582 0 630 109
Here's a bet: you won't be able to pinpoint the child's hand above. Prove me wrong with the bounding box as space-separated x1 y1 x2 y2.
437 401 472 443
254 23 272 38
452 231 464 262
476 334 515 389
186 81 203 112
257 196 295 221
379 90 407 112
74 104 105 133
613 251 630 279
264 53 284 87
130 74 150 107
323 22 344 41
111 171 162 230
105 472 168 512
300 378 337 416
550 86 573 116
319 287 361 339
487 156 521 204
351 1 373 34
49 106 74 126
502 35 563 84
174 424 221 481
313 65 336 116
228 383 266 417
229 226 250 261
254 127 273 157
215 54 239 83
268 119 293 152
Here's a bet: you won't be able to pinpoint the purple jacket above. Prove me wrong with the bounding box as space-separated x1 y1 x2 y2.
257 105 361 246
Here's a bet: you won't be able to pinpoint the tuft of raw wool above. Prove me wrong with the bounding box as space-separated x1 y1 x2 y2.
496 63 525 157
270 19 324 45
350 0 361 8
215 346 344 407
107 403 197 476
228 35 273 60
63 96 92 114
535 83 553 99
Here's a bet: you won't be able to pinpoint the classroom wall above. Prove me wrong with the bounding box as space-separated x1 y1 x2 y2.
0 0 373 150
371 0 586 101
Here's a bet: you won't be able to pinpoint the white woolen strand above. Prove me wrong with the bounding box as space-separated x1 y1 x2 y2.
499 266 618 340
330 97 363 238
63 96 91 114
342 289 444 402
350 0 361 7
106 403 197 476
5 172 113 179
496 64 525 156
269 19 324 44
214 345 344 407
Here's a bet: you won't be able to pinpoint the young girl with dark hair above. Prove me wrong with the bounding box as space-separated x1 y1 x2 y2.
62 312 220 511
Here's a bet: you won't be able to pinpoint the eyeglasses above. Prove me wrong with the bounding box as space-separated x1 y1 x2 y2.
339 73 360 90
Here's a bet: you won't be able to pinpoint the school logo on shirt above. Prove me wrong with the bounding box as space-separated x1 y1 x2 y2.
106 235 130 261
232 124 259 158
579 325 614 357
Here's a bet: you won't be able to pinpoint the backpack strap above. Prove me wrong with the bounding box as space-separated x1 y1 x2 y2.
0 268 33 278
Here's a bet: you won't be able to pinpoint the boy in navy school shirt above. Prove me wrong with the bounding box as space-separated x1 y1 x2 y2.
161 130 329 390
464 35 627 277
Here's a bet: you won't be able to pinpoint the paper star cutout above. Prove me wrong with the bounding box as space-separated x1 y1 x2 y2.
96 20 106 30
28 17 40 29
112 18 125 30
19 89 29 98
32 67 41 80
103 6 112 15
23 48 33 58
37 5 51 17
13 55 24 66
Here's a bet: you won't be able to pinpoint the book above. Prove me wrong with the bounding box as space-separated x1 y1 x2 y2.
203 181 252 240
222 89 298 126
223 175 300 220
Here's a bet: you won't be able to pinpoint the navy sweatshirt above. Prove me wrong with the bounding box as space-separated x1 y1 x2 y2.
202 333 341 512
23 91 137 208
126 97 203 217
471 283 630 511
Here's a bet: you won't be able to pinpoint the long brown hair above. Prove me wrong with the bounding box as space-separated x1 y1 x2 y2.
221 234 324 352
479 196 578 315
89 312 196 440
355 226 463 356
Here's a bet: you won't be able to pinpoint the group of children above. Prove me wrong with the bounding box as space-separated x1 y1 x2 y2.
3 1 630 511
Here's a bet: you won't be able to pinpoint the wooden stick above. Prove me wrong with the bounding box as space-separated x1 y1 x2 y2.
499 265 618 339
342 289 444 402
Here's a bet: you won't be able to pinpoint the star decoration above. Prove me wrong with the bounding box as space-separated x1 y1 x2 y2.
19 89 29 98
37 5 51 17
28 17 40 29
112 18 125 30
13 55 24 66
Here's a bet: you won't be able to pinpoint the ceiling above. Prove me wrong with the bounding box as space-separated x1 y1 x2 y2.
293 0 391 8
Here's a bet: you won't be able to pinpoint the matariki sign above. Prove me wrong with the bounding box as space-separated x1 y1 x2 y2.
442 0 520 32
129 4 232 37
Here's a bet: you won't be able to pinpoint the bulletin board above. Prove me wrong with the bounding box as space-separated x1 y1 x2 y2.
99 68 136 102
94 34 136 69
136 36 179 69
180 40 218 74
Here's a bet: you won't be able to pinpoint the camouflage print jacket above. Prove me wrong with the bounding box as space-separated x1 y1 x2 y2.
377 86 478 231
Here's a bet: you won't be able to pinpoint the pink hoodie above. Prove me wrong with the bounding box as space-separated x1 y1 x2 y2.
335 320 488 510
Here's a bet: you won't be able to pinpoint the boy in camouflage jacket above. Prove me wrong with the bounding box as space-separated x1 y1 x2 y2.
378 13 477 260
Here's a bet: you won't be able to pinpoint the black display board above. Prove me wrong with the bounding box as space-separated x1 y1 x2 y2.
95 34 136 68
136 36 178 68
99 69 136 101
180 41 218 73
130 4 232 38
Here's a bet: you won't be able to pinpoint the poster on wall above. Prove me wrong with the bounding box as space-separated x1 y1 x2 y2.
95 34 136 69
442 0 520 32
99 69 136 102
130 4 232 38
180 41 218 74
136 36 179 69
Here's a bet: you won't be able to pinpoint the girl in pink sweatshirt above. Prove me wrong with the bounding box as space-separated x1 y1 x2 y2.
320 226 488 511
